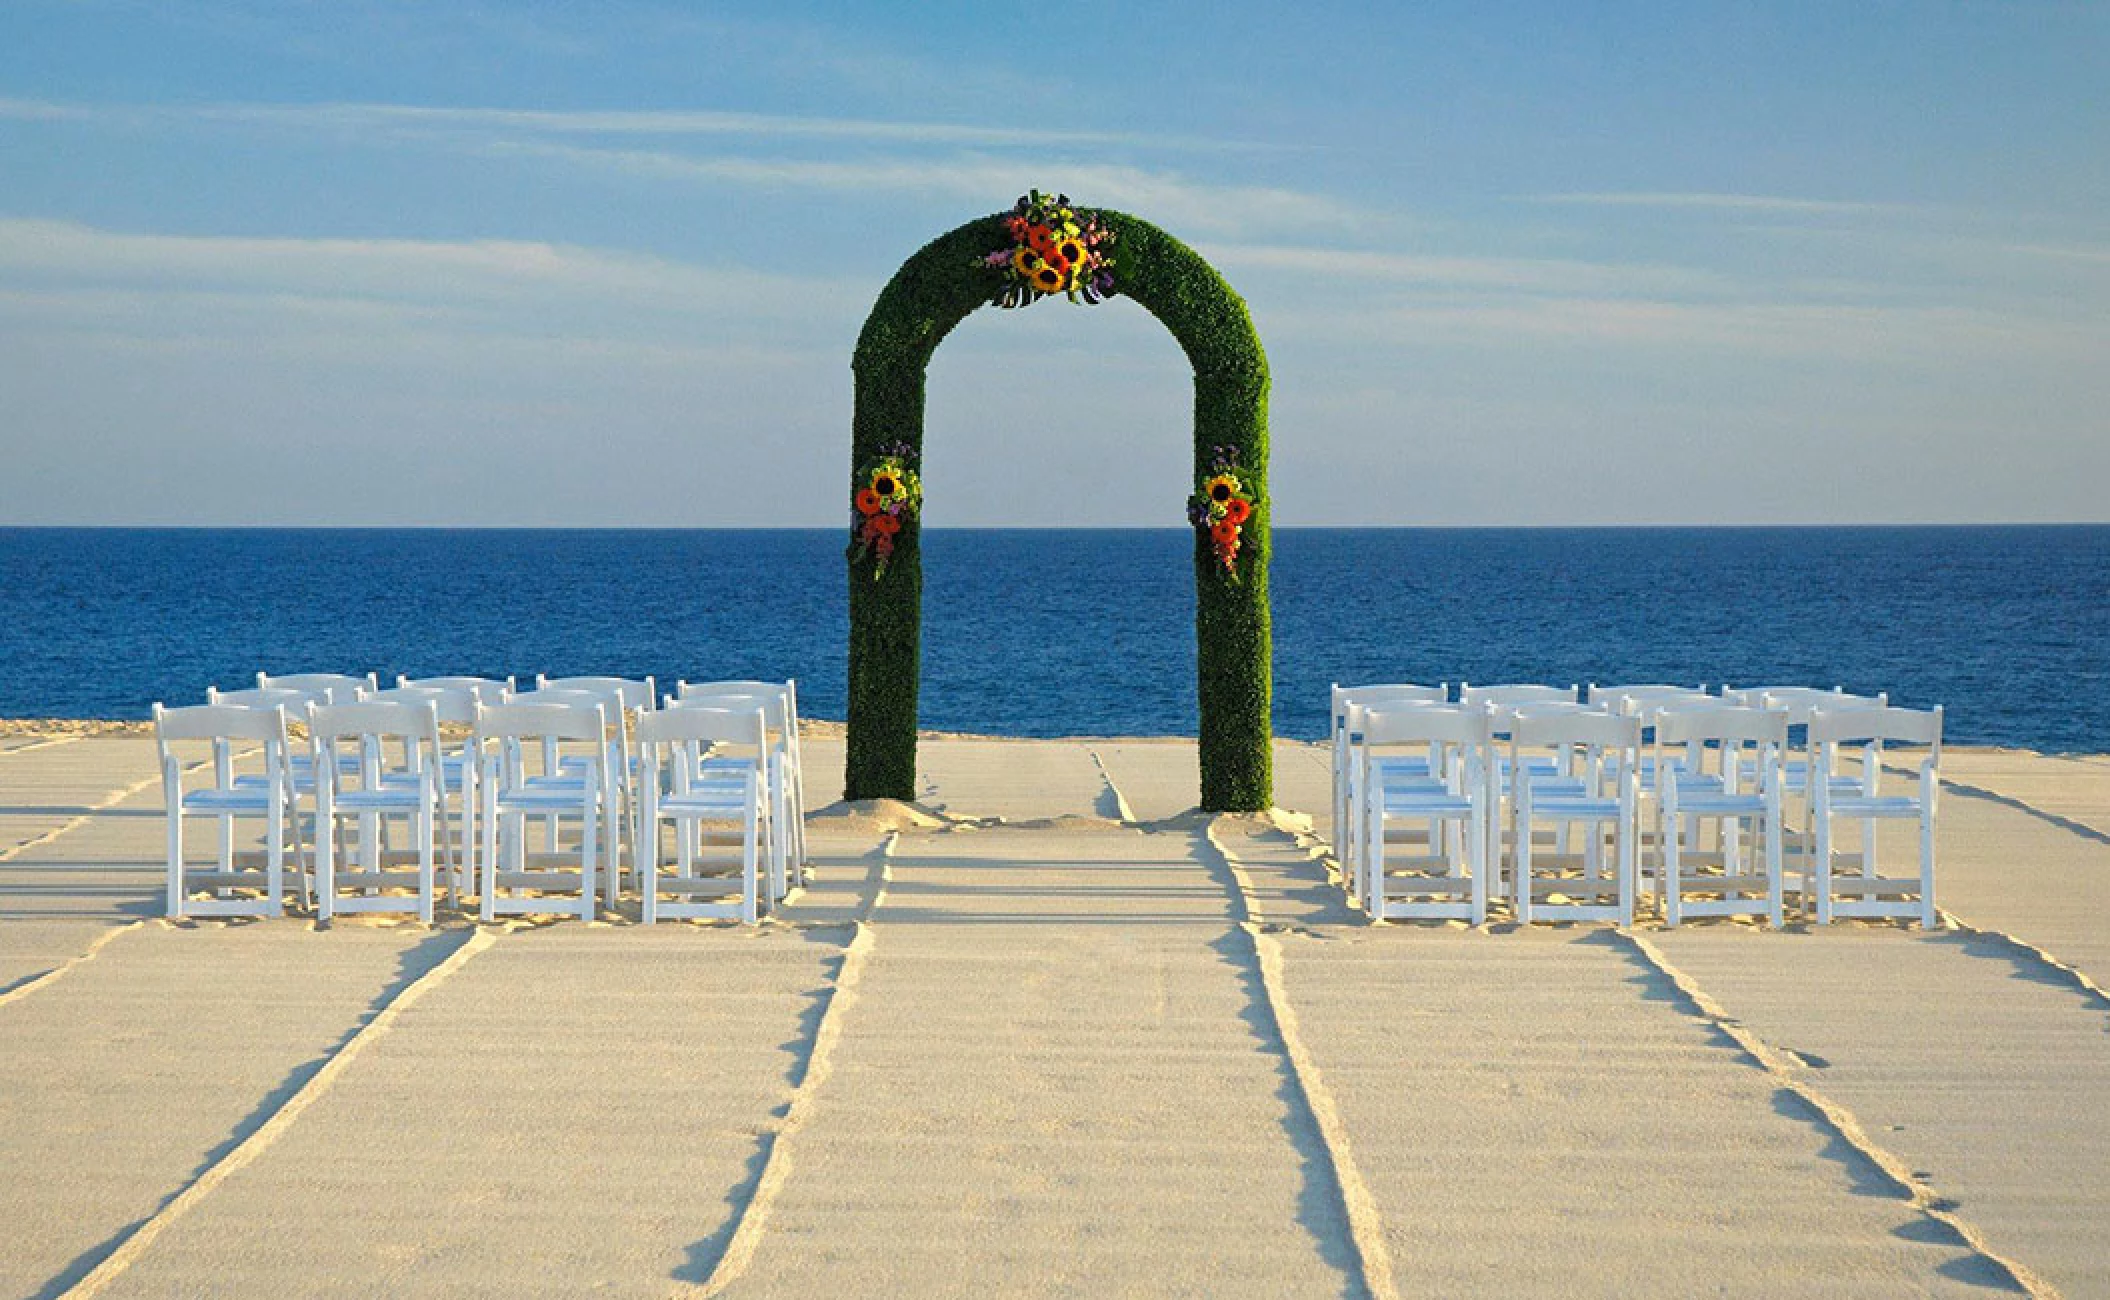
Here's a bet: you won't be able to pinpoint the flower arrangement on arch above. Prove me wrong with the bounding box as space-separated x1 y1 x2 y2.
978 191 1116 308
1188 446 1254 576
851 444 922 579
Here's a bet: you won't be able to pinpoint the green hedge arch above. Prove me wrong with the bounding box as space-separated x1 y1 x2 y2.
846 207 1273 812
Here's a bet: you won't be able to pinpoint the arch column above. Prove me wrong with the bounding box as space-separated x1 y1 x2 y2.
846 209 1273 812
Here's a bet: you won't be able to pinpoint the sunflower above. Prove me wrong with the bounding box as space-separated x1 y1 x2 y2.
1203 473 1243 505
856 488 882 516
871 471 900 499
1030 263 1066 293
1012 247 1042 276
1056 237 1086 267
1222 497 1251 525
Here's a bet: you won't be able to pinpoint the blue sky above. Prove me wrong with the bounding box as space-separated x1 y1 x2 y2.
2 0 2104 525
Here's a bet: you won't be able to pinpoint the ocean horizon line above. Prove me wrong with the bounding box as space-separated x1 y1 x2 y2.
5 522 2107 535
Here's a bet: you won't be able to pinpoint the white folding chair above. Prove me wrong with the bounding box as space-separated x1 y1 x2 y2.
533 675 655 899
1809 705 1943 928
475 700 607 921
1358 704 1493 924
673 683 803 897
368 685 482 896
153 702 296 918
636 706 771 924
1329 683 1448 886
1725 686 1888 878
1511 709 1640 926
677 679 808 879
1656 706 1788 927
309 699 444 924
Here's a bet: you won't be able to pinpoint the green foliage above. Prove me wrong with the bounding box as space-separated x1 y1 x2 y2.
846 209 1272 812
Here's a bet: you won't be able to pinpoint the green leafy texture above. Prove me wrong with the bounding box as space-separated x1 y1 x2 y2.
847 209 1273 811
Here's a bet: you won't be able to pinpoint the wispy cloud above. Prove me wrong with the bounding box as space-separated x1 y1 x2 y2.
0 95 1262 153
1201 243 1727 298
1524 191 1917 218
477 139 1359 236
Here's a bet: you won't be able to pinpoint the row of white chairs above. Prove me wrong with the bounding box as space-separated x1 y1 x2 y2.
1331 682 1943 929
153 672 809 925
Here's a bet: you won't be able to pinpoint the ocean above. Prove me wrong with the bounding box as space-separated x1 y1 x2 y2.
2 526 2104 753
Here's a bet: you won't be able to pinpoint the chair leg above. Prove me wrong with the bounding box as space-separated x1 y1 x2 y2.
267 798 285 917
1814 811 1834 925
1617 814 1635 929
317 812 337 923
481 801 501 924
1467 807 1487 926
418 801 435 926
581 802 599 921
1664 813 1683 928
1920 809 1938 930
167 806 185 919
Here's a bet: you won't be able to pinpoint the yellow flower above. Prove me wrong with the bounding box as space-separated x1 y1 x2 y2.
1203 473 1243 505
1012 247 1042 276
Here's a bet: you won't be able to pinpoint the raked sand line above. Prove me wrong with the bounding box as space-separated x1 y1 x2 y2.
0 918 143 1010
1938 775 2110 848
58 925 501 1300
1086 747 1138 823
1202 819 1400 1300
1616 930 2059 1300
687 830 895 1299
1937 907 2110 1012
0 734 85 756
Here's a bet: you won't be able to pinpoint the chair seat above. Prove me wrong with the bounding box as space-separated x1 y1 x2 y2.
493 787 600 811
660 792 758 816
182 787 274 813
1668 793 1768 816
1530 796 1621 819
1826 794 1928 818
1379 792 1475 816
233 772 315 795
330 788 428 813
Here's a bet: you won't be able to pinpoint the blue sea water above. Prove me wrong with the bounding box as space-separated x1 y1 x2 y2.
1 526 2104 753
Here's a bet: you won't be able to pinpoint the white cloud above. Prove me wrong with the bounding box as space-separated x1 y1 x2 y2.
1523 191 1916 218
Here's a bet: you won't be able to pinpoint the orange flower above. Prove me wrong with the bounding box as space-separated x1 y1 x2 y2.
856 488 882 516
1211 519 1239 544
871 513 901 536
1222 497 1250 525
1026 224 1057 254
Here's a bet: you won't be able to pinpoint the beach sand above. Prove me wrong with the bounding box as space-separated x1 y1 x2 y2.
3 731 2107 1296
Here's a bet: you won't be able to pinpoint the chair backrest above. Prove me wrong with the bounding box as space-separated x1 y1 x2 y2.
154 701 288 744
398 675 514 706
474 700 607 743
636 705 768 750
368 684 479 726
309 699 442 786
1810 704 1943 751
1331 683 1448 731
1721 685 1886 724
537 675 656 713
1656 705 1789 748
667 689 790 740
1589 684 1711 716
308 699 442 745
1461 683 1580 710
207 686 315 713
256 672 376 704
1358 703 1491 748
1512 708 1638 751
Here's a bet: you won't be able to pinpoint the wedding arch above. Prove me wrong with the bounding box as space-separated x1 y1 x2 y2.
844 194 1273 812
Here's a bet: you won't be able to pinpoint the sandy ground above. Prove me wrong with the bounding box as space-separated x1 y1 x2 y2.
2 733 2107 1297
